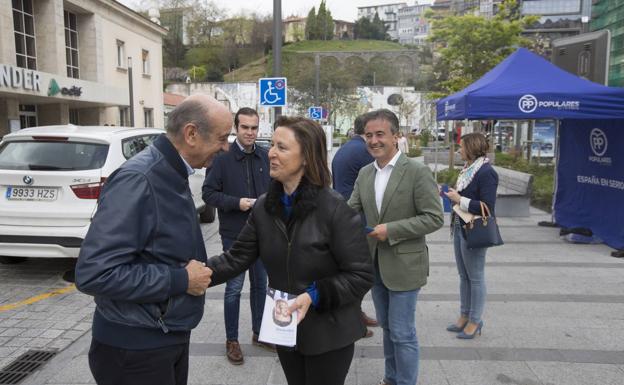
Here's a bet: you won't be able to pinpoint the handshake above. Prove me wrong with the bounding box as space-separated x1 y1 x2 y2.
185 259 213 296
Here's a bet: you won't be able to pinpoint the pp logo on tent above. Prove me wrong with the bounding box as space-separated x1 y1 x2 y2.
518 94 537 113
590 128 608 157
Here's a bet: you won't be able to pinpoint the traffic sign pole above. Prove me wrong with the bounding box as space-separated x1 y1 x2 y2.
273 0 282 120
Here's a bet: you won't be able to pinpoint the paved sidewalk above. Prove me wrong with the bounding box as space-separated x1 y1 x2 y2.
11 208 624 385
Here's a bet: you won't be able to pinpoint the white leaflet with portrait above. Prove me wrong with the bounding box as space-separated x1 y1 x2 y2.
258 288 298 347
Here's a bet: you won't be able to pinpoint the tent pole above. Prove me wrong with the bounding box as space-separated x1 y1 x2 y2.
449 120 456 170
552 120 560 221
538 119 560 228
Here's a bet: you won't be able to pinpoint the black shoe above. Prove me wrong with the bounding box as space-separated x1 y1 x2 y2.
252 333 276 352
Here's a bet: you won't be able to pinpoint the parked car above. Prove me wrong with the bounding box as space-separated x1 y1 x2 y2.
255 138 271 150
0 125 209 263
436 126 448 141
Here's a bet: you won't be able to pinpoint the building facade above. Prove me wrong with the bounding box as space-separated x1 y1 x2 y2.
591 0 624 87
451 0 480 14
0 0 166 137
397 4 431 45
283 16 355 43
521 0 592 38
357 3 407 41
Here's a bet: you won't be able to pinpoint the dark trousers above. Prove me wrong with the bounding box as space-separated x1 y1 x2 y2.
222 237 268 340
276 343 355 385
88 339 189 385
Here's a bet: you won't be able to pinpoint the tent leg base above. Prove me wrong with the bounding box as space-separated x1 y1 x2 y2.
611 250 624 259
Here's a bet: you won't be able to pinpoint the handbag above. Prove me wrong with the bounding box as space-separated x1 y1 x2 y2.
462 201 504 249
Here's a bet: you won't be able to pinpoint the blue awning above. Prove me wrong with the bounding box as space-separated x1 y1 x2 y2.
436 48 624 120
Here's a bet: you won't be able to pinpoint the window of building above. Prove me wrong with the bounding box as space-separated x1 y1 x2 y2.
19 104 37 128
64 11 79 79
116 40 125 68
69 109 80 125
522 0 581 16
13 0 37 70
143 108 154 127
142 49 150 75
119 107 130 126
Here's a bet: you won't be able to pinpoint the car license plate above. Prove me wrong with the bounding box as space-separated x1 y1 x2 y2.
5 186 58 201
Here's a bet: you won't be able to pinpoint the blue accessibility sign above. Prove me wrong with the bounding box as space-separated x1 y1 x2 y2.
259 77 287 107
308 106 323 120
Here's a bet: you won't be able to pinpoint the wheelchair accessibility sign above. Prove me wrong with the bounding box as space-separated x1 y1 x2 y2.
259 77 287 107
308 106 323 120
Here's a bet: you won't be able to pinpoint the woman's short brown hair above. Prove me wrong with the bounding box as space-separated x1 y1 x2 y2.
461 132 489 161
274 116 331 188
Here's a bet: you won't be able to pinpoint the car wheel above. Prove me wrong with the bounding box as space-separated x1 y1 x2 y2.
0 256 27 264
199 206 216 223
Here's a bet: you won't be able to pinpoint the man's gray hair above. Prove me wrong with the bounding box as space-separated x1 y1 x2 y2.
362 109 400 134
166 99 212 138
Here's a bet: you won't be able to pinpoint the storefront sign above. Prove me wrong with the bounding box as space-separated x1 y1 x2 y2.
47 79 82 97
0 64 82 98
0 64 41 92
0 63 127 105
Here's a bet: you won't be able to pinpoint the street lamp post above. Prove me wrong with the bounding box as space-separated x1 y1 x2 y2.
273 0 282 119
128 56 135 127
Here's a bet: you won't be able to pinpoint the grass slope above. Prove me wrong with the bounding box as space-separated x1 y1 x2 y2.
283 39 406 52
224 40 406 82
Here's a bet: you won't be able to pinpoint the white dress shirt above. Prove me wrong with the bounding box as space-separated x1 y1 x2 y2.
180 155 195 176
373 150 402 214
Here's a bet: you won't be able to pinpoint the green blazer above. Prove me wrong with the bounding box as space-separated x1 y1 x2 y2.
348 152 444 291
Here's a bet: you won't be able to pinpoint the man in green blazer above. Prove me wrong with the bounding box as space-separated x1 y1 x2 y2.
348 109 444 385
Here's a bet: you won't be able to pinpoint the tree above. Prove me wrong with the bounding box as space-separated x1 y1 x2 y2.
354 13 388 40
156 0 191 67
427 0 537 96
316 1 334 40
185 0 225 45
250 13 273 55
188 65 206 81
305 2 333 40
371 12 388 40
305 7 318 40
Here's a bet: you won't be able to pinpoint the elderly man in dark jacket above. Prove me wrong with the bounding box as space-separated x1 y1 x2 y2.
75 95 232 385
202 107 272 365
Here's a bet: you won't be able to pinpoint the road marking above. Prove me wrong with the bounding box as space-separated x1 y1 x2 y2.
0 284 76 312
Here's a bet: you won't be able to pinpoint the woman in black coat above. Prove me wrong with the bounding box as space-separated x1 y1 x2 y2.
207 116 374 385
444 132 499 339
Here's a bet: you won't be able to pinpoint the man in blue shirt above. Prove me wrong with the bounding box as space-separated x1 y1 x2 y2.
202 107 273 365
331 114 378 336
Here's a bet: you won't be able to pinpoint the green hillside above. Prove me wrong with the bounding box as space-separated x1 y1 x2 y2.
223 57 269 83
224 40 407 82
284 39 406 52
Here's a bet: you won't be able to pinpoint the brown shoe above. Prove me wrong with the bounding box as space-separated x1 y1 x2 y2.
361 311 379 327
226 340 244 365
252 333 276 352
364 328 374 338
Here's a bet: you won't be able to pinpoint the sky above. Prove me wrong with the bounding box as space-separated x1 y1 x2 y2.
118 0 433 22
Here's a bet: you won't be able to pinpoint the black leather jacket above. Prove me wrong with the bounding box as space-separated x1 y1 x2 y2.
207 179 374 355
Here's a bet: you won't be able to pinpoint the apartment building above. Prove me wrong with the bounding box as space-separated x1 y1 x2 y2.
0 0 167 136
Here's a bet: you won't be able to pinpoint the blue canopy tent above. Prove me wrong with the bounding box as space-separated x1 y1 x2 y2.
436 48 624 250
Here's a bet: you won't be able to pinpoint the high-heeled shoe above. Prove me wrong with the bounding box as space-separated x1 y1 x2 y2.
446 321 468 333
457 321 483 339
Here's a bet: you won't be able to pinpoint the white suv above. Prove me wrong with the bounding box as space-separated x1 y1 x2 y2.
0 125 208 263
